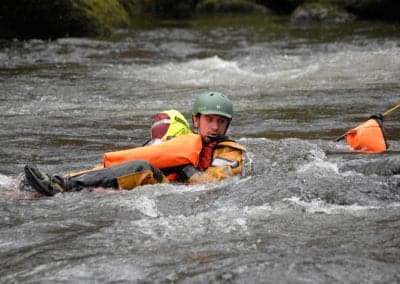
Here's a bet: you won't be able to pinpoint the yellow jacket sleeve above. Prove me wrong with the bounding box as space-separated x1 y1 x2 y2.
187 141 246 184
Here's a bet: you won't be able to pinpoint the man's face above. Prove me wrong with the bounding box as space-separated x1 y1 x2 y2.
193 114 229 139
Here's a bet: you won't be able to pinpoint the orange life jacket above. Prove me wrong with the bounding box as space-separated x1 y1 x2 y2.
345 115 387 154
103 133 203 169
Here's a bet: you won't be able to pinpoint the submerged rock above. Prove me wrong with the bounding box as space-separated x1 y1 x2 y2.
339 156 400 177
291 2 355 22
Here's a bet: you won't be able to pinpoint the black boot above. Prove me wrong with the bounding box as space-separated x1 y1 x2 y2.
24 165 67 196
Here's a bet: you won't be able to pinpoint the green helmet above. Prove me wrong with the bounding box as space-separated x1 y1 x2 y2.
192 92 233 119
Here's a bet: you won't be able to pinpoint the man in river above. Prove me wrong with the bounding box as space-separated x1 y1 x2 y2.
23 92 246 196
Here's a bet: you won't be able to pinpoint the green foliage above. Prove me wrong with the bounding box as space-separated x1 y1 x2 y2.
71 0 129 34
118 0 142 17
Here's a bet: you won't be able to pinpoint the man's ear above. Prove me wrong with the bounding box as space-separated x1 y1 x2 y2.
192 115 199 128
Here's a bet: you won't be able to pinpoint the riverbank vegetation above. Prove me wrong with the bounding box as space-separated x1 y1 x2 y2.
0 0 399 39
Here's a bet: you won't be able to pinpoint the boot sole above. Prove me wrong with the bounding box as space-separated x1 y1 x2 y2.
24 165 53 196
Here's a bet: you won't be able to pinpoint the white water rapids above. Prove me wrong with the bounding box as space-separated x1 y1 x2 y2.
1 17 400 283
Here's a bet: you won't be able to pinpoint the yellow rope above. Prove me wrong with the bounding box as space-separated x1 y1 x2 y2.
383 103 400 117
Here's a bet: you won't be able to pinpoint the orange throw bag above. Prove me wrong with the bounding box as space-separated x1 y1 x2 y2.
345 115 387 154
104 133 202 169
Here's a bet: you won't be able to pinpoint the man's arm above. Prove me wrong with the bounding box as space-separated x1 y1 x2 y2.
180 144 245 183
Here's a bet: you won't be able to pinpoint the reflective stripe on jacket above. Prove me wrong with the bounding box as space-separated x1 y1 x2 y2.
188 140 246 183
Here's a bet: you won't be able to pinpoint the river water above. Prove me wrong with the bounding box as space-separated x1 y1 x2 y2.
1 16 400 283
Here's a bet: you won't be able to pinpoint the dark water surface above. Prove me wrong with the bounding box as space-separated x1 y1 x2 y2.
1 16 400 283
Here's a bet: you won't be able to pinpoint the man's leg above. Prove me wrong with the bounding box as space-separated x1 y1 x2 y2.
24 160 167 196
69 160 167 190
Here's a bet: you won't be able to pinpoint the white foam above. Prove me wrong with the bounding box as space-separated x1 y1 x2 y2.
0 174 14 187
297 158 340 176
96 40 400 93
101 56 263 87
286 196 385 215
135 195 160 218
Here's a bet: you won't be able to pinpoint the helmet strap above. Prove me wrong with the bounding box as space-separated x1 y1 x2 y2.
224 119 231 135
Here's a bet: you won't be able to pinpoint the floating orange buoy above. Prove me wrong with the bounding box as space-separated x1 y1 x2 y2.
337 103 400 154
343 114 387 154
